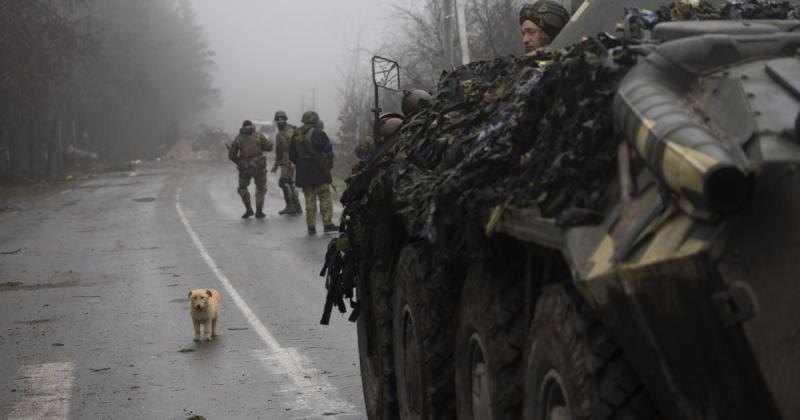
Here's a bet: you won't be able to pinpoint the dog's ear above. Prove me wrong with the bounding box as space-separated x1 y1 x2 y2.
206 289 213 297
188 290 192 298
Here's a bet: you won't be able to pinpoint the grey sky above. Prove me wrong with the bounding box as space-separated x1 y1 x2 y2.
189 0 392 134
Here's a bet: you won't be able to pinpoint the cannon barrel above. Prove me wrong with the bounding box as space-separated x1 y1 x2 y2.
613 54 750 216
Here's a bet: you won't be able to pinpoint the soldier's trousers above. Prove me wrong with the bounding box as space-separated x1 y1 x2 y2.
302 184 333 227
278 164 301 211
238 169 267 209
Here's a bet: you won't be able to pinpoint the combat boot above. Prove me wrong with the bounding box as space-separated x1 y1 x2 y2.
308 225 317 235
323 223 339 233
278 195 292 215
240 193 254 219
291 195 303 215
242 206 254 219
255 205 266 219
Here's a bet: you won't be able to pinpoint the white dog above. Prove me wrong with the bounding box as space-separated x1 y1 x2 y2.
188 289 220 341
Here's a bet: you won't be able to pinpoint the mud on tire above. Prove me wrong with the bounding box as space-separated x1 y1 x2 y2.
455 267 526 420
524 285 660 420
392 243 457 419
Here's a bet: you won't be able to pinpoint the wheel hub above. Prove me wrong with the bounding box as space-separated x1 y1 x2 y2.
540 370 571 420
400 305 423 419
468 334 493 420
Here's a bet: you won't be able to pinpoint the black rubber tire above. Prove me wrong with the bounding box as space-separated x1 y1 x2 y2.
523 285 660 420
392 243 457 420
358 261 399 420
455 267 526 420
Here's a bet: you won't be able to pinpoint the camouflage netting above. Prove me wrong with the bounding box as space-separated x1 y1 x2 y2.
320 0 800 322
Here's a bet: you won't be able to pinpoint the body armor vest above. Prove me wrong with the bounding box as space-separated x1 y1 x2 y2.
276 126 295 164
239 133 263 158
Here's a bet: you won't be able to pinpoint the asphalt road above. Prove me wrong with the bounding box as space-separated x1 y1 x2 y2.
0 162 365 419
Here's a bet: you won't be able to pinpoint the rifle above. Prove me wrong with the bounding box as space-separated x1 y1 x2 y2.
320 238 347 325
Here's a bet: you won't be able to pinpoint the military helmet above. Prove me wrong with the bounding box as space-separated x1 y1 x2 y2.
242 120 254 127
274 110 288 121
519 0 570 39
377 113 404 143
354 140 374 159
301 111 320 125
402 89 434 117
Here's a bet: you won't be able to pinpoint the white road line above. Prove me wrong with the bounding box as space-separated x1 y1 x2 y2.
8 362 75 420
175 186 357 416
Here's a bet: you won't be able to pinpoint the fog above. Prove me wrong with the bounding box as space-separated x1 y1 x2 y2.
1 0 525 179
190 0 393 133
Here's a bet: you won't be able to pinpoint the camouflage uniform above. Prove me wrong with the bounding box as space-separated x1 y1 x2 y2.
229 122 273 219
289 111 337 234
272 112 302 215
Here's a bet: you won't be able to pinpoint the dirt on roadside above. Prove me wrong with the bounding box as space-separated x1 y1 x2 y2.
0 180 74 213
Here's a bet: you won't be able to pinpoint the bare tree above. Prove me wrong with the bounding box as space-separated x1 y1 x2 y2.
385 1 451 91
334 41 376 178
0 0 219 181
0 0 92 179
384 0 526 90
466 0 524 60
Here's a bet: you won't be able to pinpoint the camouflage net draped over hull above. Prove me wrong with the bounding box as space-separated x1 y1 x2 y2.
320 1 800 322
347 39 629 263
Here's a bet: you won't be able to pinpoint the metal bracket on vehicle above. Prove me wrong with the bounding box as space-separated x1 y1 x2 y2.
711 281 759 327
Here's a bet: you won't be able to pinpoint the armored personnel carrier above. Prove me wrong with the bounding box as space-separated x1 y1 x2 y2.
321 1 800 419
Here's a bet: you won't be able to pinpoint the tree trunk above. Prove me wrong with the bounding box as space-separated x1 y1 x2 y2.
71 120 77 169
47 87 71 177
57 120 63 172
28 119 35 178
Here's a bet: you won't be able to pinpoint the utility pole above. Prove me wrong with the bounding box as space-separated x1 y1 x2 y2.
300 95 306 116
311 85 317 111
454 0 471 64
443 0 471 66
442 0 455 67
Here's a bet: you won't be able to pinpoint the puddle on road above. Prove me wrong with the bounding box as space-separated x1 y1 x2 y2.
132 197 157 203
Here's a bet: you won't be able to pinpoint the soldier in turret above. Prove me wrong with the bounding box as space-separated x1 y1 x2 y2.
271 111 302 215
229 120 273 219
520 0 570 53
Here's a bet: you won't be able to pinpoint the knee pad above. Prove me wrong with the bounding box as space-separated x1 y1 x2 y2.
237 187 248 196
278 177 289 188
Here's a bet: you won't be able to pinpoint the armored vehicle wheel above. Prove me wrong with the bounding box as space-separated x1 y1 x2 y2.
392 244 456 419
455 268 525 420
358 263 399 420
523 285 659 420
